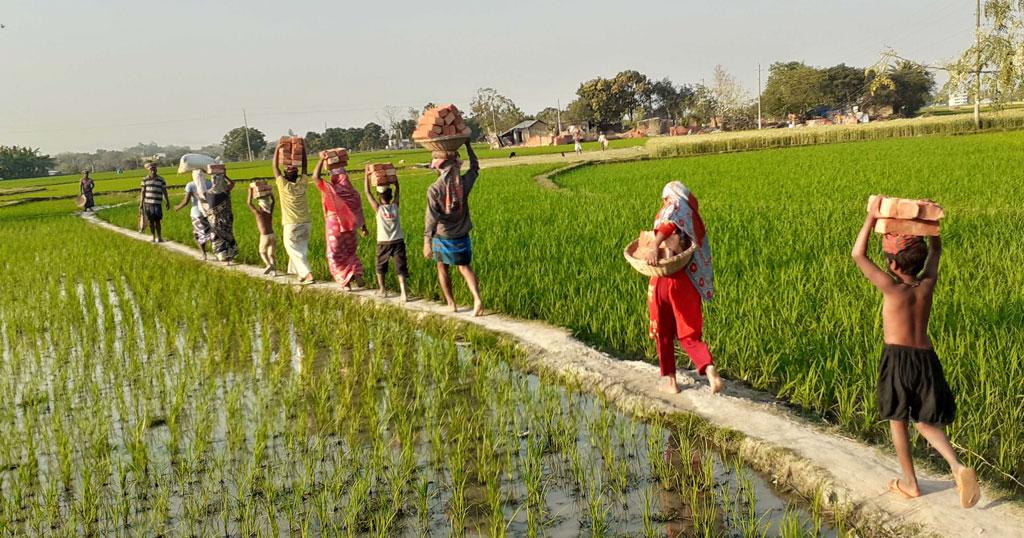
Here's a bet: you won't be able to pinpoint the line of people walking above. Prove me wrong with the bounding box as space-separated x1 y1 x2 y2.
124 140 485 315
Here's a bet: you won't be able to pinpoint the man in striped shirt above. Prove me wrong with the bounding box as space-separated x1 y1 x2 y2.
140 162 170 242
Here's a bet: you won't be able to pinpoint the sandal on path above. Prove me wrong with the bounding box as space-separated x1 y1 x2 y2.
888 478 917 499
954 467 981 508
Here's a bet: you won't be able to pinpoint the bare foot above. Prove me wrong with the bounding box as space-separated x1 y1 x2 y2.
447 302 458 313
400 293 408 304
376 289 386 298
473 300 484 317
706 365 724 395
658 376 680 394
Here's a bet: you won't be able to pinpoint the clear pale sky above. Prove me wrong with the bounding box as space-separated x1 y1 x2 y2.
0 0 974 154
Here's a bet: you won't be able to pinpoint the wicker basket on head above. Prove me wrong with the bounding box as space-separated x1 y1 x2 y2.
623 239 695 278
416 134 469 152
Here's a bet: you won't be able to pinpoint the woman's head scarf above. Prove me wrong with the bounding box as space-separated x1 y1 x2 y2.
655 180 715 302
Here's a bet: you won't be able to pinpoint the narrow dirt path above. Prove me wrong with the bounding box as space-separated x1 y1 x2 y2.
83 211 1024 537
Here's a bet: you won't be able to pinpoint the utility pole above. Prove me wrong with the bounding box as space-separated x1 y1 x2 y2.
757 63 763 130
242 109 254 162
974 0 982 129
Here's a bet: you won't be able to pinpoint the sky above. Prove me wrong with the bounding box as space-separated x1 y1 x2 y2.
0 0 976 154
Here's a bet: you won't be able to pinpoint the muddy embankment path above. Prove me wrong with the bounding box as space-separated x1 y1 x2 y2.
82 209 1024 538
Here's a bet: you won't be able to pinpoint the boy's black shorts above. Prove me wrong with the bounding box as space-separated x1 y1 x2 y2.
877 344 956 425
376 240 408 277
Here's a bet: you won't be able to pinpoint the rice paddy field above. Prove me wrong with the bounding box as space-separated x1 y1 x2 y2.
4 126 1024 537
95 128 1024 496
0 199 838 536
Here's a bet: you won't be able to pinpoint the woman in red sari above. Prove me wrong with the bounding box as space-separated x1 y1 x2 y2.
313 153 368 289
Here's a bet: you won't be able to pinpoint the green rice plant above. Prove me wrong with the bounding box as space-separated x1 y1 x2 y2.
641 486 658 538
778 508 808 538
414 472 432 531
585 478 609 537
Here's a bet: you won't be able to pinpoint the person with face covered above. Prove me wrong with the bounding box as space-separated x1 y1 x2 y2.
205 166 238 263
423 140 483 316
273 146 314 284
644 181 724 395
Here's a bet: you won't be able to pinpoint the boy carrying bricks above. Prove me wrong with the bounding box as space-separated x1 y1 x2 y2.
852 195 979 508
247 180 277 275
364 167 408 302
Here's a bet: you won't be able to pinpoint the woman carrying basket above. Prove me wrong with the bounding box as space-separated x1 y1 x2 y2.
644 181 724 395
79 171 95 212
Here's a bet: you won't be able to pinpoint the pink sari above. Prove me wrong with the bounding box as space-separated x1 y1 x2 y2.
316 172 364 286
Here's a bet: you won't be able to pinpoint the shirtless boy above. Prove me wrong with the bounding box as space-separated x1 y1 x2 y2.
852 195 979 508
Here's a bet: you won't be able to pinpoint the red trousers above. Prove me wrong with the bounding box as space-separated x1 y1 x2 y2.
648 274 714 376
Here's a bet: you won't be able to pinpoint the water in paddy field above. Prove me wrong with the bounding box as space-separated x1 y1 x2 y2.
0 277 836 537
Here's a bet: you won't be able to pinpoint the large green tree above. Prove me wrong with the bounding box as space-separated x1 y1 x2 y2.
304 131 324 153
866 61 935 116
761 61 826 117
321 127 363 151
0 146 53 179
221 127 266 161
570 77 630 130
358 123 387 151
469 88 525 135
650 79 695 122
534 107 561 129
822 63 867 109
611 70 654 122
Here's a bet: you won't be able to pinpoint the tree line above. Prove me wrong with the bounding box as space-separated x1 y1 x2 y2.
0 146 53 180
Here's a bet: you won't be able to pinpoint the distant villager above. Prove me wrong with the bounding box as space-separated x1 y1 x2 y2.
79 171 95 211
139 162 170 242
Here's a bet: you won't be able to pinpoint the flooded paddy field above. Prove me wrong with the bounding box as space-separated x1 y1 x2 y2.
0 204 843 536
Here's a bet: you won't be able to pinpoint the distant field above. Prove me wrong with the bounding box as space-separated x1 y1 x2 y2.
0 139 648 201
649 109 1024 157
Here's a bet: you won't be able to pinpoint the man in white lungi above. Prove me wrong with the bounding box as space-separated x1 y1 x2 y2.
273 147 314 284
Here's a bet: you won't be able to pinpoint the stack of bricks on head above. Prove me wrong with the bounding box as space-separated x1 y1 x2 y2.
412 104 471 140
278 136 307 172
250 180 273 197
366 163 398 187
870 195 945 236
323 148 349 172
